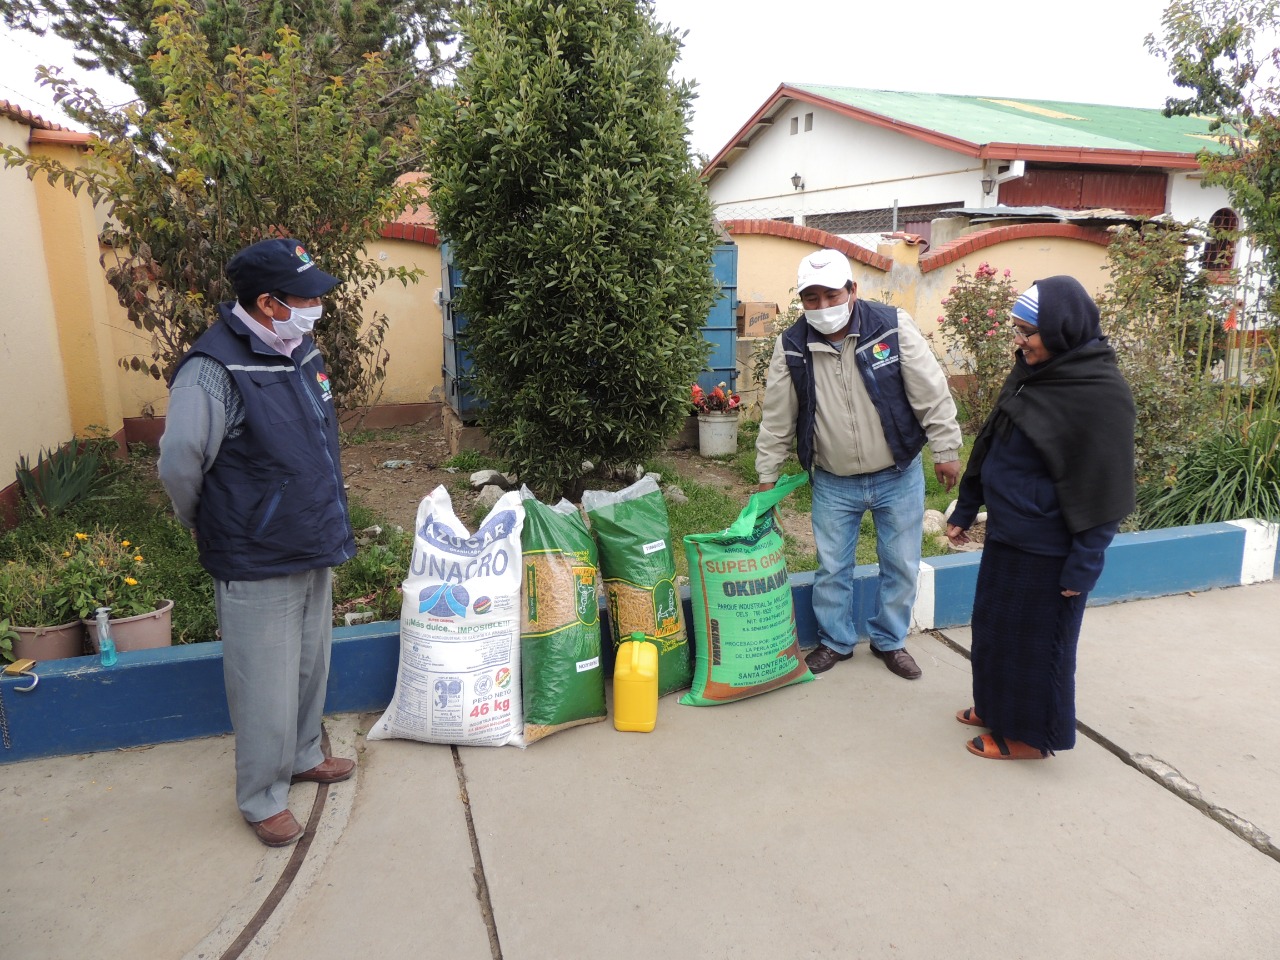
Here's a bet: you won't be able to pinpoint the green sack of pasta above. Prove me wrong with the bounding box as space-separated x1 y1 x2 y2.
519 489 606 744
582 476 692 697
680 472 812 706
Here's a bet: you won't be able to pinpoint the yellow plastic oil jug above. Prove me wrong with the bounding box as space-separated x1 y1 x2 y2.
613 631 658 732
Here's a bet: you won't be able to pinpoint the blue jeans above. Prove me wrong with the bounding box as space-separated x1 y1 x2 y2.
810 457 925 656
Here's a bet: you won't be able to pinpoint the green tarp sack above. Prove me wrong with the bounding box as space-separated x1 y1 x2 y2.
680 472 813 706
582 477 692 697
519 490 607 743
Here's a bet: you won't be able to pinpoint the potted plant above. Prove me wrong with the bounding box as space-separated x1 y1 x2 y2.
691 382 742 457
50 529 174 653
0 558 87 661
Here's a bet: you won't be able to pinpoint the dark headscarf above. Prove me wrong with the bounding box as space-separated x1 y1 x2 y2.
961 276 1136 533
1033 275 1103 355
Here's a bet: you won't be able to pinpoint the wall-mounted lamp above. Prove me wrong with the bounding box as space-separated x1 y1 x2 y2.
791 172 804 191
980 174 996 196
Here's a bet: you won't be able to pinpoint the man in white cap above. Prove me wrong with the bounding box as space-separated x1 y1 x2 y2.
756 249 961 679
159 238 357 847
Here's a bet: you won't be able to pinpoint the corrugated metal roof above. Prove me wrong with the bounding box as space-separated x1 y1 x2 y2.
792 84 1228 156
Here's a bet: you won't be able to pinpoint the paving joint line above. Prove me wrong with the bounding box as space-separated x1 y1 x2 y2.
928 629 1280 866
453 745 504 960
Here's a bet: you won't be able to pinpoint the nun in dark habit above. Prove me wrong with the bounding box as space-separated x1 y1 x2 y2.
946 275 1136 759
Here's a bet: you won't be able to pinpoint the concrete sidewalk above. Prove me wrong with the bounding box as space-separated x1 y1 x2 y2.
2 581 1277 960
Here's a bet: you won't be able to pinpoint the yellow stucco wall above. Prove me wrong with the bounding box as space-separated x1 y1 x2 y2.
109 236 446 420
730 232 1112 344
0 118 75 490
31 141 124 438
913 239 1112 342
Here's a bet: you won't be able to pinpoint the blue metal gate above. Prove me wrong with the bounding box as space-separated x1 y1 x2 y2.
699 242 739 393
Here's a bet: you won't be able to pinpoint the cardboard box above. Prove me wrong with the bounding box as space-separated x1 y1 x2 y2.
736 301 779 337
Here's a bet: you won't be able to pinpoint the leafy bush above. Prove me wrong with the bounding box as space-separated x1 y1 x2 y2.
2 0 422 410
931 262 1019 431
1137 404 1280 525
1097 221 1222 488
422 0 719 500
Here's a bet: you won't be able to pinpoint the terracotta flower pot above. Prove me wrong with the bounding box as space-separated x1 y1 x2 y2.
13 621 87 661
83 599 175 653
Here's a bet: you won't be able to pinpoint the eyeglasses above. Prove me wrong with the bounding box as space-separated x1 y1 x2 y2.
1010 323 1040 342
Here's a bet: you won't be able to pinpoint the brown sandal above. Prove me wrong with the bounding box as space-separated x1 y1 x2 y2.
955 707 985 727
965 733 1048 760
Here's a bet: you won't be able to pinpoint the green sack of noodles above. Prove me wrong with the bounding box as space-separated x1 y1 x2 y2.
583 476 692 697
519 490 606 743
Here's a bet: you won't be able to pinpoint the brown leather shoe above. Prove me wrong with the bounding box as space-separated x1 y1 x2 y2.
292 756 356 784
250 809 303 847
872 646 922 680
805 644 853 674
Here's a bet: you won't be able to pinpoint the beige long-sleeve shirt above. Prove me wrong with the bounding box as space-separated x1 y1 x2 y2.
755 306 961 484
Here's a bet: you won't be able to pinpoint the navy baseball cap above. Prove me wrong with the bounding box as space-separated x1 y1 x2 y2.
226 238 341 300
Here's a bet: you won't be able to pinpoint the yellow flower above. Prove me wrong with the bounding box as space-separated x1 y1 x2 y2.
124 577 138 586
99 559 106 566
75 532 88 541
62 551 71 558
121 540 131 548
134 555 144 563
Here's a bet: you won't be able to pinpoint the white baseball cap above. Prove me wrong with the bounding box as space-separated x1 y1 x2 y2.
797 249 853 294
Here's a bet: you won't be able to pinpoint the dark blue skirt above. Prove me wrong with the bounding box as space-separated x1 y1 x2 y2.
970 539 1088 752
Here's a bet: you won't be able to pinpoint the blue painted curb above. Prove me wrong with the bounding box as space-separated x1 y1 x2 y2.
1 520 1274 765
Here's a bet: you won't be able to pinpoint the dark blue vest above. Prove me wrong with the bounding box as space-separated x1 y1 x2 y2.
782 299 927 472
173 304 355 581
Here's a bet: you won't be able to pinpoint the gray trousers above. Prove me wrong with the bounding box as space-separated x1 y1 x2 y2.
215 568 333 822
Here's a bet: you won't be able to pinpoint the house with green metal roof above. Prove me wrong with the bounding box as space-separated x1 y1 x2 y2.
704 83 1238 252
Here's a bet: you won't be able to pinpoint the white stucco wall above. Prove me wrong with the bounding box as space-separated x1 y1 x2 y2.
1167 171 1234 225
709 106 985 222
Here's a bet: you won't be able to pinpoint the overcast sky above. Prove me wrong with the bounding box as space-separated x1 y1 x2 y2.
649 0 1189 158
3 0 1186 148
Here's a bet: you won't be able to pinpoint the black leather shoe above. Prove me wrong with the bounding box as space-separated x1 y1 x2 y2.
805 644 853 674
872 646 922 680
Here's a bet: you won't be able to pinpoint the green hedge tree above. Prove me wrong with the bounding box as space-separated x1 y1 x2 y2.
1 0 423 410
422 0 719 500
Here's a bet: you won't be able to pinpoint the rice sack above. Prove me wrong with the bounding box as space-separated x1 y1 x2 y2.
680 472 813 706
368 485 525 747
519 488 606 743
582 476 691 697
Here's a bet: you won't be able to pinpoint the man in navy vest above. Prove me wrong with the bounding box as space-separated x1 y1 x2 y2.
159 238 357 847
756 249 961 679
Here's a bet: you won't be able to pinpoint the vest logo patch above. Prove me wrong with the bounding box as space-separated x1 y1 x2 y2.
870 341 898 370
316 371 332 401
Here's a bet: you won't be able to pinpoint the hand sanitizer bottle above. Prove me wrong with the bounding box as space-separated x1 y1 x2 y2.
95 607 118 667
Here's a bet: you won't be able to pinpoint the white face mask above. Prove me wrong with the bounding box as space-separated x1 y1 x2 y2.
804 302 851 335
270 297 323 339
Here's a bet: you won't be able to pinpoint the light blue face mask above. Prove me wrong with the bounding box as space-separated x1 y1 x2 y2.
270 296 323 339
